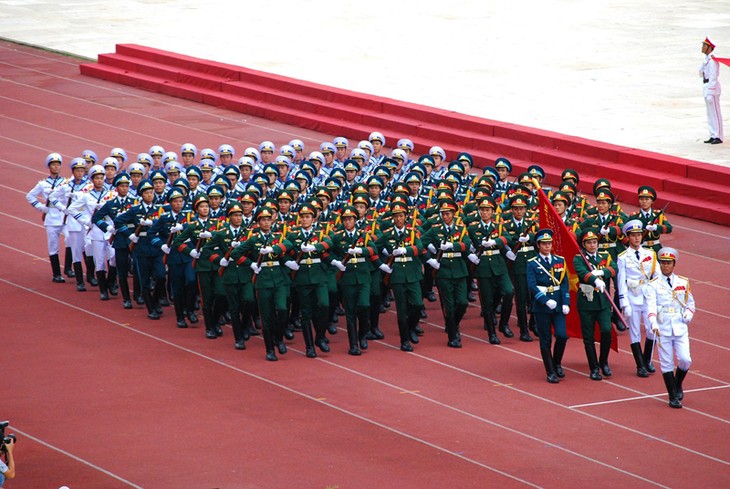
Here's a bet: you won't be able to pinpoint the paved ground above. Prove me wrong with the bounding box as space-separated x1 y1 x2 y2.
1 0 728 167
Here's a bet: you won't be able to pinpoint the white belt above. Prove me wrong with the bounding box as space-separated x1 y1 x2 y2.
517 246 534 252
301 258 321 265
642 239 660 246
481 249 500 256
394 257 412 263
260 261 280 268
600 242 616 249
138 232 148 237
349 257 366 264
537 285 558 294
442 252 462 258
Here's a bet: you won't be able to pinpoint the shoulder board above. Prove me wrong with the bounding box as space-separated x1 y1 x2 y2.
528 256 538 262
676 274 689 282
553 254 564 261
650 277 660 283
618 250 628 257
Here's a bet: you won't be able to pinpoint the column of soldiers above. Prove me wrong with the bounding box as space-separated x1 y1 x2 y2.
26 135 695 408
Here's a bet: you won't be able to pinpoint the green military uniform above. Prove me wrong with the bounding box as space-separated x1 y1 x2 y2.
631 185 672 253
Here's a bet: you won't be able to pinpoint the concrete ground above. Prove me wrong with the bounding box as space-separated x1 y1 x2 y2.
1 0 729 167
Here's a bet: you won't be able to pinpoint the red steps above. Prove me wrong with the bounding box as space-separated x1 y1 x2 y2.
80 44 730 225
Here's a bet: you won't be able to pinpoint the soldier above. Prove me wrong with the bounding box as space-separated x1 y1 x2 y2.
630 186 672 253
467 197 514 344
617 220 660 377
26 153 68 283
574 229 618 381
422 200 472 348
527 229 571 383
493 157 513 197
645 248 695 408
700 37 723 144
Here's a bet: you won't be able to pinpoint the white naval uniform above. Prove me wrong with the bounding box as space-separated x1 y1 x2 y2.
700 53 723 141
49 179 90 263
67 187 116 271
644 273 695 374
26 175 67 255
617 246 659 343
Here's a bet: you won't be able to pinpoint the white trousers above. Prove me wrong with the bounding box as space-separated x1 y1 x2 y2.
45 225 64 255
705 93 724 140
67 230 85 263
625 304 656 344
656 333 692 374
91 239 115 272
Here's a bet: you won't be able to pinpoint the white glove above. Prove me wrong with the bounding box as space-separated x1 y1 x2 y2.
562 305 570 315
623 305 632 317
161 244 171 254
199 231 212 239
250 263 261 274
40 205 50 214
426 258 440 270
301 243 316 253
393 247 407 256
650 319 660 336
219 257 229 267
189 249 201 259
379 263 392 274
332 260 346 272
482 239 496 248
128 234 139 243
140 218 153 227
546 299 557 310
106 223 115 233
594 278 606 293
230 240 241 248
440 241 454 251
590 269 604 277
285 260 300 271
646 224 658 232
427 243 437 254
518 235 530 243
170 223 184 233
347 247 363 255
260 246 274 255
56 204 67 213
600 226 610 235
505 250 517 261
468 253 480 265
682 311 693 323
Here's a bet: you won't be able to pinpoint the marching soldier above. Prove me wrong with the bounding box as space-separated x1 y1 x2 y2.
574 229 618 381
527 229 570 383
645 248 695 408
630 186 672 253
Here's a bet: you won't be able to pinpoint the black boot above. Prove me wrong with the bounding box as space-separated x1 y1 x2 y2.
367 294 384 339
598 332 612 377
85 255 97 286
275 311 288 354
662 371 682 408
185 286 198 323
643 337 656 373
541 349 559 383
500 299 516 338
263 328 277 361
585 343 602 380
157 277 170 307
174 300 188 328
347 318 361 356
553 337 567 378
398 319 413 351
301 317 317 358
64 247 74 277
133 271 144 304
407 306 420 344
203 310 217 339
96 271 109 301
357 307 370 350
73 262 86 291
231 310 246 349
144 290 160 320
519 322 533 342
675 368 689 401
313 313 330 353
50 254 65 282
485 315 501 345
630 342 649 377
119 276 132 309
107 266 118 296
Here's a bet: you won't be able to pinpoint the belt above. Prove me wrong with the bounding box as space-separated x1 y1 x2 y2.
138 232 147 237
394 257 413 263
660 306 677 314
442 252 462 259
642 239 660 247
348 257 366 264
302 258 322 266
260 261 280 268
537 285 557 294
599 242 616 249
481 249 501 256
517 246 534 252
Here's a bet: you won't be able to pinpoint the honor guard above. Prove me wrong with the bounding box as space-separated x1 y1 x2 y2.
630 186 672 253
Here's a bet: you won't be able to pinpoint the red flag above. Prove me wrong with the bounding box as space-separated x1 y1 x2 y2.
537 188 618 351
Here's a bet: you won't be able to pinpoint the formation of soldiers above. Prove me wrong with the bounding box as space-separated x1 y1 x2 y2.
26 133 695 407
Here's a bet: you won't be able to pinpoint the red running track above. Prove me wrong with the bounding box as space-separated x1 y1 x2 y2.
1 40 729 489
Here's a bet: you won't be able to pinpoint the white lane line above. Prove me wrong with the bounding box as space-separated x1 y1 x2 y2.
673 224 730 240
8 427 143 488
568 385 730 409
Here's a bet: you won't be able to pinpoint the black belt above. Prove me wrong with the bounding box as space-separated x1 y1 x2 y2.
703 78 709 84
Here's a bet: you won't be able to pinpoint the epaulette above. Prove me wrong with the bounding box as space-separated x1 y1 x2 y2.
528 256 539 262
554 254 564 261
649 276 660 283
617 249 628 257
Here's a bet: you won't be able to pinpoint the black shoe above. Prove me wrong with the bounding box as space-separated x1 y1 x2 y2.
371 327 384 340
123 300 133 309
379 304 387 313
248 326 260 336
331 315 339 324
669 398 682 408
615 321 627 332
419 308 427 319
305 347 317 358
176 318 188 328
205 330 217 339
600 364 612 377
65 268 75 278
328 324 338 335
383 298 391 308
315 339 330 353
348 346 362 356
99 291 110 301
499 324 514 338
265 351 278 361
470 281 478 291
400 342 413 352
223 311 231 323
148 311 161 320
76 283 86 292
291 318 302 331
135 295 145 305
637 366 649 378
335 305 345 316
365 331 378 340
159 296 170 307
547 372 560 384
215 325 223 337
277 341 288 355
108 284 119 296
414 325 424 336
520 333 533 342
488 333 501 345
426 291 437 302
589 368 602 381
711 138 723 144
187 311 198 324
645 362 656 374
359 338 368 350
283 328 294 340
447 338 462 348
467 292 476 302
704 137 714 143
323 336 330 344
155 305 163 315
88 276 98 287
409 330 419 344
235 340 246 350
554 364 565 378
52 275 66 283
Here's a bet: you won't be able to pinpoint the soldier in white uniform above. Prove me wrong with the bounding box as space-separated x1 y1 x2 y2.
644 247 695 409
26 153 68 283
617 219 660 377
700 37 723 144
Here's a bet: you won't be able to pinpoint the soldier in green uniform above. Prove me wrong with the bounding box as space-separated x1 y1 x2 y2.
232 208 293 361
630 185 672 253
375 202 424 352
466 197 514 344
422 199 472 348
329 205 379 355
574 229 618 381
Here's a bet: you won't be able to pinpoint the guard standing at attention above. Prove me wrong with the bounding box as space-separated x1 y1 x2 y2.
700 37 723 144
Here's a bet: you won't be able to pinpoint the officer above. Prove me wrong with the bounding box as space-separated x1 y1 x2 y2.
493 157 513 197
527 229 570 383
617 219 660 377
645 247 695 408
574 229 618 381
630 186 672 253
700 37 723 144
